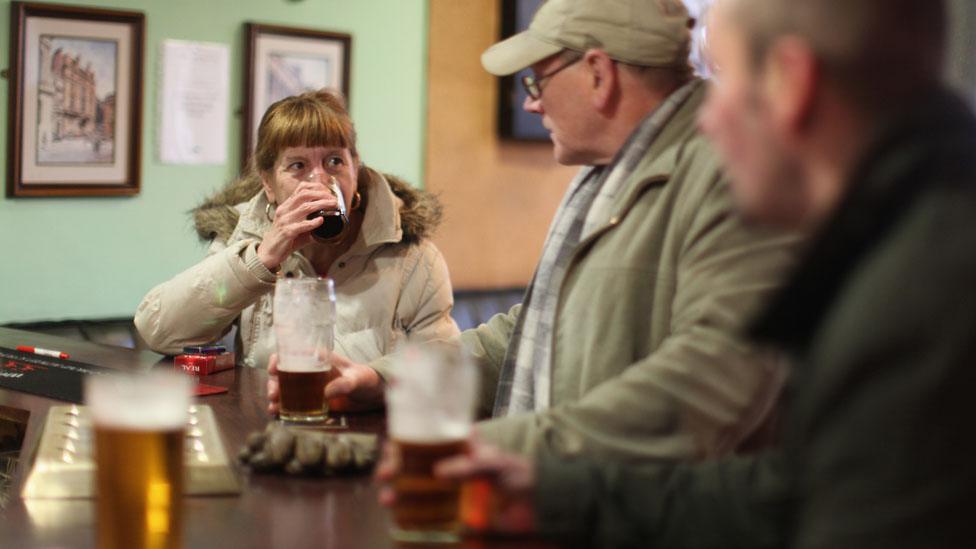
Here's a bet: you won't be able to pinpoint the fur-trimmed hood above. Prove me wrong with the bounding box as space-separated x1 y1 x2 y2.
191 165 442 245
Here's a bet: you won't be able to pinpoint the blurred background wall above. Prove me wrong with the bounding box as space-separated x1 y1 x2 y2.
0 0 428 323
2 0 974 325
425 0 575 289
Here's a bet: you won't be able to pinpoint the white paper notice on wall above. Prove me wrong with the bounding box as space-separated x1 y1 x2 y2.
158 40 229 165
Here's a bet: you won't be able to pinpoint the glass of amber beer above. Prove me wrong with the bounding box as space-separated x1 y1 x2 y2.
386 345 478 543
86 371 192 549
273 277 336 423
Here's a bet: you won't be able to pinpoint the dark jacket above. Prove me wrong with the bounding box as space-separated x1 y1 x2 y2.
535 88 976 549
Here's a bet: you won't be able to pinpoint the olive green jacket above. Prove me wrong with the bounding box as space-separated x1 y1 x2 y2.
377 83 800 462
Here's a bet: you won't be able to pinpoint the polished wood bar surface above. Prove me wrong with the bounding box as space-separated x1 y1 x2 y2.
0 327 555 548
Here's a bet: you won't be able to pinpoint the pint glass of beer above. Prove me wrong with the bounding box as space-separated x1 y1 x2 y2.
273 277 336 423
86 371 192 549
386 345 478 543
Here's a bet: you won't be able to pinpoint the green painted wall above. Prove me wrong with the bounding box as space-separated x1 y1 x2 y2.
0 0 429 323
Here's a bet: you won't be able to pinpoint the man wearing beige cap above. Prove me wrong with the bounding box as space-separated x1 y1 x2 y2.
435 0 976 547
303 0 799 463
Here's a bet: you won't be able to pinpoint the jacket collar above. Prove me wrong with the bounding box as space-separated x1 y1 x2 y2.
624 78 705 179
751 87 976 355
352 167 404 251
236 167 404 254
573 79 706 242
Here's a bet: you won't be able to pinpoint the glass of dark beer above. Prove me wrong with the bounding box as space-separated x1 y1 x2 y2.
86 371 193 549
273 277 336 423
386 345 478 543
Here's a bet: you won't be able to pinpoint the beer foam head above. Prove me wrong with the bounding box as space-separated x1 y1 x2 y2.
388 412 471 443
386 344 477 442
86 371 192 430
274 306 334 370
277 353 330 373
273 277 336 326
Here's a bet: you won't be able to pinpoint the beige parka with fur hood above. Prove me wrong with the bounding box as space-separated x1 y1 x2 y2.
135 166 459 368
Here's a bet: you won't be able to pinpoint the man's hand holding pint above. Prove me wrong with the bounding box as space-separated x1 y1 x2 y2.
374 437 539 535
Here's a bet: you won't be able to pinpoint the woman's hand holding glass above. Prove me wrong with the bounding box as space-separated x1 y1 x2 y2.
255 143 359 272
256 179 339 271
266 350 384 415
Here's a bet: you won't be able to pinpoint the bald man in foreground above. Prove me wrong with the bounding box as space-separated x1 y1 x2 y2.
429 0 976 547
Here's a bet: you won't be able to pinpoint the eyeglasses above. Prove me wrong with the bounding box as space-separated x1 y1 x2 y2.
521 55 583 100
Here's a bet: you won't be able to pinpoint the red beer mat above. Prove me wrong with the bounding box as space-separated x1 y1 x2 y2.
193 383 228 397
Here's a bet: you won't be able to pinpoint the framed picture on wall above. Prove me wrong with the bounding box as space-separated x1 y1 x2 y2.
6 2 145 197
497 0 547 141
243 23 352 168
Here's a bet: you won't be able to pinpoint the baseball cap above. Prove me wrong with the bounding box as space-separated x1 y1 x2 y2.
481 0 693 76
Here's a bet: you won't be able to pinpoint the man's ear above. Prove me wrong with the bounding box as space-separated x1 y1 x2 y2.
584 49 618 111
763 36 819 134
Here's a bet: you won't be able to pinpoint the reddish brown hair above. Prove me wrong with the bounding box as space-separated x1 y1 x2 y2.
252 88 357 174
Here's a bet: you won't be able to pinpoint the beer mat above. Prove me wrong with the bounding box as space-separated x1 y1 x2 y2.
238 423 377 477
21 404 241 499
193 382 228 396
0 346 115 403
281 414 348 429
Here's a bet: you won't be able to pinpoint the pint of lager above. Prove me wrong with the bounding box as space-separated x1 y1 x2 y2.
387 345 477 543
273 277 336 423
86 371 192 549
392 438 469 535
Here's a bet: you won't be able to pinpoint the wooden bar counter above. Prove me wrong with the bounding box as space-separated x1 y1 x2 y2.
0 327 554 548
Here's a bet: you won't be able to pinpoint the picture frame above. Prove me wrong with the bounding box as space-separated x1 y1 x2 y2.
6 2 145 197
497 0 547 141
243 23 352 168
